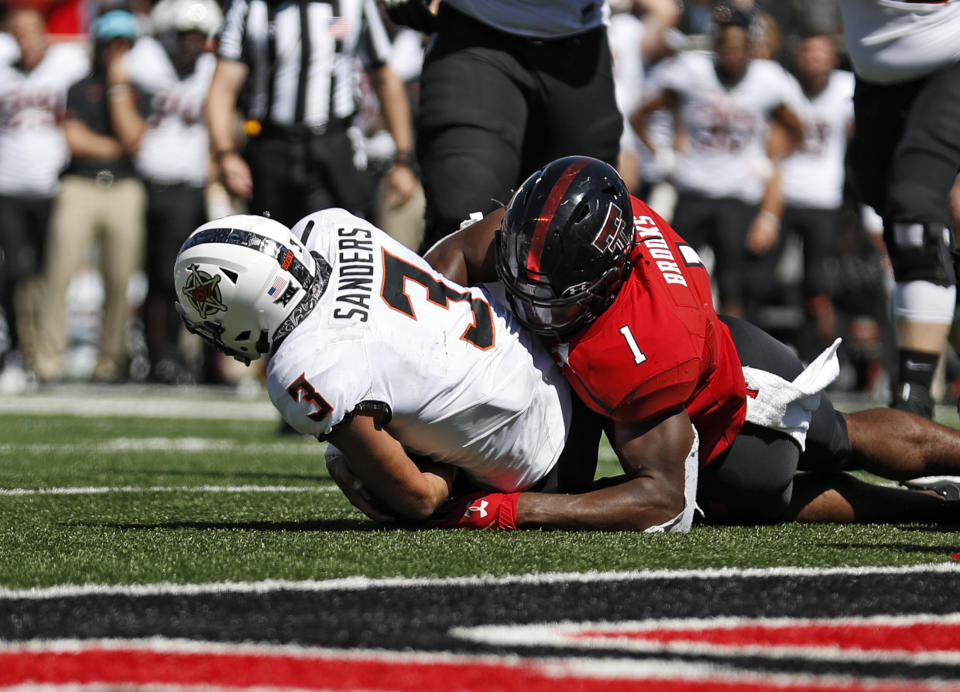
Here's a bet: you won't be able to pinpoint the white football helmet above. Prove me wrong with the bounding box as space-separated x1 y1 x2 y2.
173 214 330 364
152 0 223 36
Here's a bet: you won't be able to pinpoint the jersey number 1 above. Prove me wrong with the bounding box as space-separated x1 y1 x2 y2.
619 325 647 365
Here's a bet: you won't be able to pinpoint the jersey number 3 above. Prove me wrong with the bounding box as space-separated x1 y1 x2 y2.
619 325 647 365
381 251 495 350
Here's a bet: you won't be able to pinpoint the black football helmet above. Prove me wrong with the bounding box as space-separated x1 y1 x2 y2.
495 156 634 338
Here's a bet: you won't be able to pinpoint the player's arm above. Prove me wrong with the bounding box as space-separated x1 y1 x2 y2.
63 117 124 159
205 58 252 199
629 88 678 156
433 407 695 532
746 117 792 255
104 49 147 154
423 207 505 286
516 408 692 531
326 413 456 521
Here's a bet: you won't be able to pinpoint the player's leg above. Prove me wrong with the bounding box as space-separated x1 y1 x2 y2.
32 177 96 381
532 26 622 170
788 470 958 523
711 198 755 318
95 178 146 382
416 9 530 251
879 66 960 415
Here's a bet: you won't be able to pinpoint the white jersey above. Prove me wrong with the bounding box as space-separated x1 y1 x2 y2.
658 51 801 203
782 70 855 210
124 37 215 186
0 43 88 196
446 0 608 38
839 0 960 84
267 209 573 492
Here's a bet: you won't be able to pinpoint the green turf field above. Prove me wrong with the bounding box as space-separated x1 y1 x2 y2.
1 385 958 589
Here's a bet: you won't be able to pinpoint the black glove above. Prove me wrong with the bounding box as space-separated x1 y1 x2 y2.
380 0 439 34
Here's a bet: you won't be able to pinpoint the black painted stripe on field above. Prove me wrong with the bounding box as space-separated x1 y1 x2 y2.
2 571 960 682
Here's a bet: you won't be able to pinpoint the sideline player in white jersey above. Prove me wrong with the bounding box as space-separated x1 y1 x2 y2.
630 7 803 319
108 0 222 383
0 7 88 381
777 32 855 363
174 210 613 528
836 0 960 417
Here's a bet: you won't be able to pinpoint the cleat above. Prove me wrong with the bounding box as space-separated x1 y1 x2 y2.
902 476 960 501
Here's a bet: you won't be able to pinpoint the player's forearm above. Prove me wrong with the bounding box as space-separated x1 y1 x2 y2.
516 477 684 531
106 85 147 154
63 120 124 159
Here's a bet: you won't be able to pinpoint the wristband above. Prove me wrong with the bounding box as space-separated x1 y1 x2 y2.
758 210 780 230
107 83 132 99
393 149 414 167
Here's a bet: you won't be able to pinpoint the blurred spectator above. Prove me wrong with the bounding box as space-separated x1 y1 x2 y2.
399 0 624 251
33 10 146 383
607 0 680 194
206 0 417 228
837 0 960 417
631 6 802 318
0 5 87 389
775 31 854 362
107 0 222 384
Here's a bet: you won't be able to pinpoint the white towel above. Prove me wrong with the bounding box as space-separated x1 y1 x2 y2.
741 338 842 451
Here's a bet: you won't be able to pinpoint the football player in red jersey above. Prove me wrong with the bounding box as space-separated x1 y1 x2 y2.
422 156 960 530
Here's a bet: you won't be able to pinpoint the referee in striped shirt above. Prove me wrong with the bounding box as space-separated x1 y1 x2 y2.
206 0 417 226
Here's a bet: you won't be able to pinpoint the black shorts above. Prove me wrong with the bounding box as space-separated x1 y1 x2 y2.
849 62 960 227
416 5 623 250
670 192 756 306
697 316 851 524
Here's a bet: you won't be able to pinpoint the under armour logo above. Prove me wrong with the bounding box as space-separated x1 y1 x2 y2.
464 500 489 518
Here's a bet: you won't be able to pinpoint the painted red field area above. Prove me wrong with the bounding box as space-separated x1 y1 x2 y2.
2 643 958 692
576 618 960 654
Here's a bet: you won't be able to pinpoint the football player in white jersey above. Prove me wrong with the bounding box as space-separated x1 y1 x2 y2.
174 211 622 529
630 7 803 319
106 0 222 384
777 32 855 363
0 7 88 382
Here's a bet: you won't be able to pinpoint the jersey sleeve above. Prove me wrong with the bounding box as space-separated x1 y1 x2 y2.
216 0 248 62
267 336 377 439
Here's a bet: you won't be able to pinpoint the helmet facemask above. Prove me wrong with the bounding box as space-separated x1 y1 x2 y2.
495 156 634 339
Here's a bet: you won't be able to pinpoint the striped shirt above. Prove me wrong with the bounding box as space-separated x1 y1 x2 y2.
217 0 392 129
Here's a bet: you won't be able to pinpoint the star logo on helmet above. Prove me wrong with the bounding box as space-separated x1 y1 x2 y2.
182 264 227 319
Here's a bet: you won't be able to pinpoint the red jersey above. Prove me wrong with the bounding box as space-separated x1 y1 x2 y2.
553 197 746 466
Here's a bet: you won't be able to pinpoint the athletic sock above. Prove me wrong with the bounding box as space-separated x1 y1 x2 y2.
892 349 938 417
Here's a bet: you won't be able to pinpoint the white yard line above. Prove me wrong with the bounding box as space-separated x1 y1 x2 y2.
0 562 955 600
0 485 336 497
0 438 319 455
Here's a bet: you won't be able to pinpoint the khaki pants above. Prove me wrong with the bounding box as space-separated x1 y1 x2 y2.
34 175 146 381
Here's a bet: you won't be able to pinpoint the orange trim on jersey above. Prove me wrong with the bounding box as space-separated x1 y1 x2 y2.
526 158 589 275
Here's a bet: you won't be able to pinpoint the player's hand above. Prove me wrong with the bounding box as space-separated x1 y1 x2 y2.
219 151 253 200
746 211 780 255
326 452 399 523
427 491 520 530
383 164 419 209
